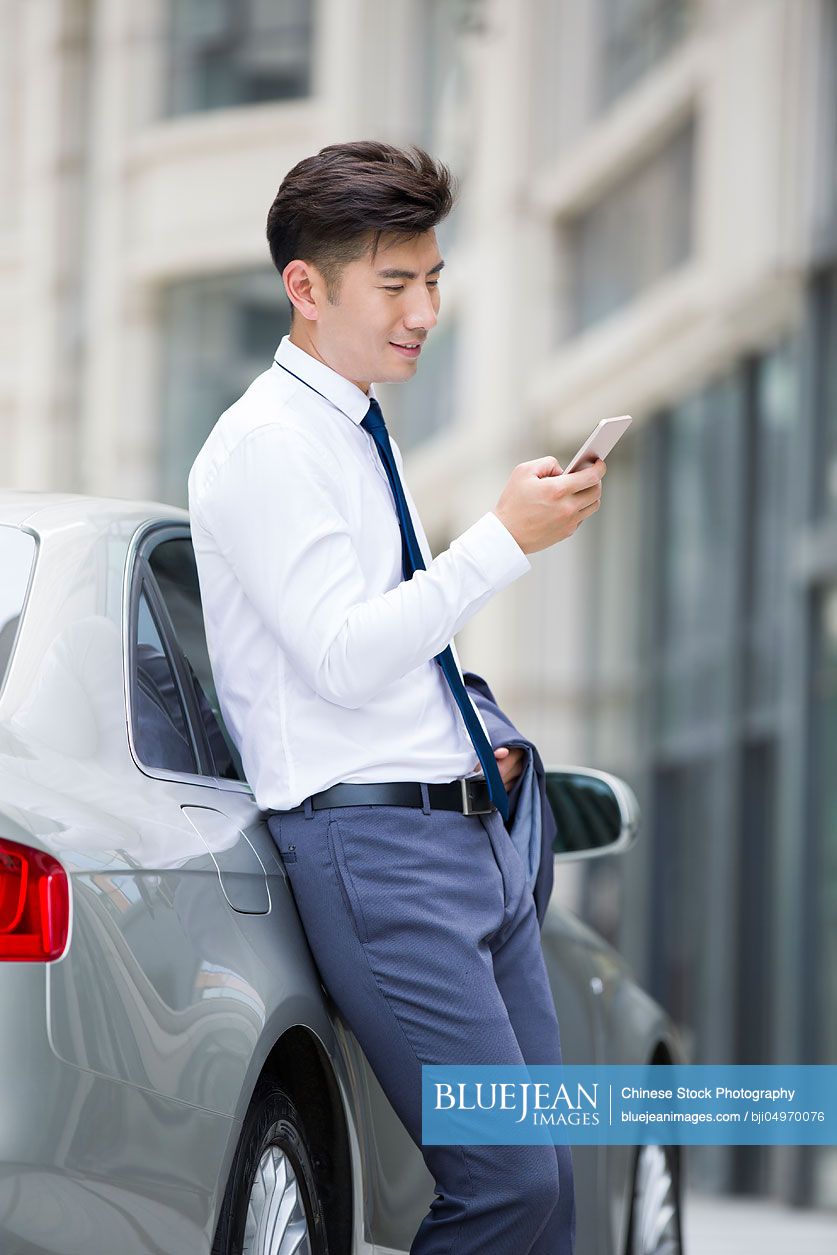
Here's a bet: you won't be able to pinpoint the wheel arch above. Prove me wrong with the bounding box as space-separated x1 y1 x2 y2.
618 1040 685 1255
211 1023 355 1255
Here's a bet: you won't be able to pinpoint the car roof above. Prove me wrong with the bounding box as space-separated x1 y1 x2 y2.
0 491 190 534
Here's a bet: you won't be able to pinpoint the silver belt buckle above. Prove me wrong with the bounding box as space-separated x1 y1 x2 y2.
460 773 493 816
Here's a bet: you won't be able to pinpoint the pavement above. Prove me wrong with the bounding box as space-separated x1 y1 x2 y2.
683 1191 836 1253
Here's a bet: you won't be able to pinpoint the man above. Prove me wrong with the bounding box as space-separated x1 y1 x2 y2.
188 140 606 1255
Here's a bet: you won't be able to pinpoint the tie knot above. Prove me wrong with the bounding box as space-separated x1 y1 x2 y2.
361 398 387 435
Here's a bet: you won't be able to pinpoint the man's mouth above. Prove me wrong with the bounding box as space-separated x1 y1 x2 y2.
390 341 422 359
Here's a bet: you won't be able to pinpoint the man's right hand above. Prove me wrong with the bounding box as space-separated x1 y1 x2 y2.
492 456 607 556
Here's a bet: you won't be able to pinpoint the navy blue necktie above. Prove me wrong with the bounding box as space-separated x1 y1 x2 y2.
361 398 509 821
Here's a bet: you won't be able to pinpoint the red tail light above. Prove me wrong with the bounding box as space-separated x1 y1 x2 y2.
0 838 70 961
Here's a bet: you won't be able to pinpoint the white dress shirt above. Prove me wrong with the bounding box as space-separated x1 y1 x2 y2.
188 334 531 811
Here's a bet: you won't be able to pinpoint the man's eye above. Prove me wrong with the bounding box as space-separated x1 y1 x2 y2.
383 285 404 292
427 280 439 288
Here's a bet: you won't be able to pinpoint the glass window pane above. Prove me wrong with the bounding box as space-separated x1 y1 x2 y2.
0 527 36 698
589 434 643 766
811 584 837 1211
147 538 245 783
567 119 694 334
158 269 290 508
813 585 837 1060
735 738 778 1063
134 587 198 774
656 375 740 739
167 0 313 117
597 0 693 110
649 758 716 1058
744 342 799 712
817 269 837 519
413 0 473 249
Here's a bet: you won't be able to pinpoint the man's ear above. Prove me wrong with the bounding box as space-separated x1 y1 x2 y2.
283 259 320 321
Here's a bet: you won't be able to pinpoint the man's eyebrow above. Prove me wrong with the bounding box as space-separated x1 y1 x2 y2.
375 259 446 280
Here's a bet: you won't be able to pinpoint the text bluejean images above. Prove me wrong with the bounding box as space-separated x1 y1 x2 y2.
422 1065 837 1145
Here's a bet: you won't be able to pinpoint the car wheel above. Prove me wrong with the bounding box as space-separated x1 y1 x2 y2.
212 1078 329 1255
625 1142 683 1255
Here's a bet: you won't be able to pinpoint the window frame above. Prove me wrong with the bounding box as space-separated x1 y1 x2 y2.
124 519 253 796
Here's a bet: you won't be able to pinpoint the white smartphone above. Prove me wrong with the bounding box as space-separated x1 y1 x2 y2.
561 415 632 475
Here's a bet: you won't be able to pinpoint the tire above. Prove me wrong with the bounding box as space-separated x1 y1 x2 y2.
212 1078 329 1255
625 1142 684 1255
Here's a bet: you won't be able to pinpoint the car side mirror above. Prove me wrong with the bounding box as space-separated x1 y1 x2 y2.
544 767 639 860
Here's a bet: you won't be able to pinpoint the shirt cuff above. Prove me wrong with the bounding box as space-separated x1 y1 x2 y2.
454 511 531 592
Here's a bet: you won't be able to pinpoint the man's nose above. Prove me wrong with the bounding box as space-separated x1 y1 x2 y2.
403 287 438 332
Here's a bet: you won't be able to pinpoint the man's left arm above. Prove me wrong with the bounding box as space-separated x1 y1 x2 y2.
463 670 557 929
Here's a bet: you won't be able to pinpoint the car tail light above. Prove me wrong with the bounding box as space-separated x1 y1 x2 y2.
0 838 70 961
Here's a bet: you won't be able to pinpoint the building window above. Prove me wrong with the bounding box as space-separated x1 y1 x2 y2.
597 0 693 110
566 119 694 335
167 0 313 117
655 373 741 742
158 269 289 507
814 269 837 519
415 0 480 250
642 378 743 1069
810 261 837 1209
811 584 837 1207
648 756 716 1050
812 0 837 259
743 343 798 714
639 350 799 1083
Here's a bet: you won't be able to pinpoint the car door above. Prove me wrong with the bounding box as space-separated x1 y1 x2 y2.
135 523 284 903
48 521 278 1114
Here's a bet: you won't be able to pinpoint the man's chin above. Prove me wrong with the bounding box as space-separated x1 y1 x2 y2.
378 360 419 384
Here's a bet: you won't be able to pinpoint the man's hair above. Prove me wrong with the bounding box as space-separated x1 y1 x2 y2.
266 140 457 314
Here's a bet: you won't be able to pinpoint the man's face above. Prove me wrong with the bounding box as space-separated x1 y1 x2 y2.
303 229 443 390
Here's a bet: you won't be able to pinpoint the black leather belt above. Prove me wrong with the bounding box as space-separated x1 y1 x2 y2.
272 775 495 817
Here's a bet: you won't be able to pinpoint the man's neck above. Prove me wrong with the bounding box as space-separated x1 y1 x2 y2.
288 325 370 395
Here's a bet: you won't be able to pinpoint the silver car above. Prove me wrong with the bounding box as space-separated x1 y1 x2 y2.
0 493 686 1255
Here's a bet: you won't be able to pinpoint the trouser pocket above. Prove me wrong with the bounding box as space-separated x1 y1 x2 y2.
266 814 297 862
327 818 370 944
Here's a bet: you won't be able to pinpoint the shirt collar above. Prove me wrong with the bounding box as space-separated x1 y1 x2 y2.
272 335 378 424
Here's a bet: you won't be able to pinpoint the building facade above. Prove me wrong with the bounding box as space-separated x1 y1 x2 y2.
1 0 835 1210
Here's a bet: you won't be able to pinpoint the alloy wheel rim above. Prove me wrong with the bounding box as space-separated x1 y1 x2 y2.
242 1142 312 1255
630 1143 680 1255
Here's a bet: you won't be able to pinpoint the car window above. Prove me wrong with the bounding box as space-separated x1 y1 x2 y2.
134 587 199 775
146 537 245 783
0 526 36 697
